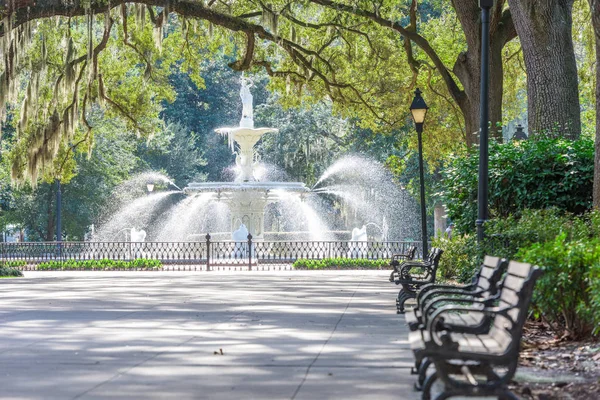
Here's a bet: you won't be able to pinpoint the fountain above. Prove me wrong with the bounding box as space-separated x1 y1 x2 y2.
184 76 310 240
96 75 420 244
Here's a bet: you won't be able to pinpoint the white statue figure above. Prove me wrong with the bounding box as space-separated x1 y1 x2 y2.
348 225 368 258
232 223 249 259
130 228 147 242
130 228 147 259
239 75 254 128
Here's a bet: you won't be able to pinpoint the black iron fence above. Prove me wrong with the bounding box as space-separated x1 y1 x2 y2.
0 235 423 271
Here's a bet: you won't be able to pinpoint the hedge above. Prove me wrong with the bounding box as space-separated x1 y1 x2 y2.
37 259 162 270
293 258 389 269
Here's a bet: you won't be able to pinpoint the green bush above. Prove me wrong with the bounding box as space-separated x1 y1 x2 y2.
588 262 600 335
517 234 600 339
0 260 27 268
37 259 162 270
293 258 388 269
440 138 594 234
0 266 24 277
432 210 600 338
431 235 480 283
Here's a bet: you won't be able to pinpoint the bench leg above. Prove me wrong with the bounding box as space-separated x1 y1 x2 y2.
421 370 437 400
396 288 416 314
414 357 432 391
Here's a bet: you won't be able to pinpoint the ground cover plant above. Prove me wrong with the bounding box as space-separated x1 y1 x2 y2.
0 266 24 277
293 258 388 270
433 209 600 339
37 259 162 270
0 261 25 277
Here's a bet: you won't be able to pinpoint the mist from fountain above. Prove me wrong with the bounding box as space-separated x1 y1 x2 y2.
95 191 179 241
313 155 420 241
273 191 334 241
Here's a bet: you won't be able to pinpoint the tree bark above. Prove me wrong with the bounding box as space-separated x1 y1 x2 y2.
507 0 581 139
590 0 600 209
452 1 515 144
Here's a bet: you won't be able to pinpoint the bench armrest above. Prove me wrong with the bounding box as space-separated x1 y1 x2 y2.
425 305 514 346
417 285 477 306
391 253 412 261
396 262 432 280
417 283 472 302
421 294 493 318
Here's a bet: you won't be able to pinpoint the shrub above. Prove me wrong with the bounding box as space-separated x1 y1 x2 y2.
588 262 600 335
440 138 594 234
433 210 600 338
0 266 23 277
0 260 27 268
37 259 162 270
293 258 388 269
431 235 480 283
517 234 600 339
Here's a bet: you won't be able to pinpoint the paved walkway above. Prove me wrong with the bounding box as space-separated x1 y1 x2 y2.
0 271 417 400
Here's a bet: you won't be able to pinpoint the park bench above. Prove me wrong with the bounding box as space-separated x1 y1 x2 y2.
406 255 508 333
388 245 417 282
407 260 543 400
393 247 443 314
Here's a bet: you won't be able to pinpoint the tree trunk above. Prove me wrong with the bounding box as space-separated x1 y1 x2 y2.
454 43 505 146
451 1 516 145
489 37 506 140
590 0 600 209
508 0 581 139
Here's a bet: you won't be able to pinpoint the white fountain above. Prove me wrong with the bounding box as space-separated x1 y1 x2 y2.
184 76 309 240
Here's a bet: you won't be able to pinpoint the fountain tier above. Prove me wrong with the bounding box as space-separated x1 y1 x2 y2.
215 127 278 182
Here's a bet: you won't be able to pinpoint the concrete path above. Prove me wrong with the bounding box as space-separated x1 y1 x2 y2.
0 271 418 400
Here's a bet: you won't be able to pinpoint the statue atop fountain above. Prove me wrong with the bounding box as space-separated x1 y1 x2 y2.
239 76 254 128
215 75 278 182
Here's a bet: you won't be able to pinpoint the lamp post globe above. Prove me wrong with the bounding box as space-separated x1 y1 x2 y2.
146 183 155 193
410 88 429 256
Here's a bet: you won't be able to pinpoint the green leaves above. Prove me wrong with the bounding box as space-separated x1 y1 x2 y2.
441 138 594 234
293 257 388 269
518 233 600 338
37 258 162 270
0 261 25 277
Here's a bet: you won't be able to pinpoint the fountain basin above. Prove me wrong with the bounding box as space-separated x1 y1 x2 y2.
184 182 310 240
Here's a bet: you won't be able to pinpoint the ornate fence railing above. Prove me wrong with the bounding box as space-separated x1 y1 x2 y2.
0 236 424 271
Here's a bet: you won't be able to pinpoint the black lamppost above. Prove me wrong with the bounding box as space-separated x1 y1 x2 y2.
476 0 493 243
410 88 429 256
56 180 62 242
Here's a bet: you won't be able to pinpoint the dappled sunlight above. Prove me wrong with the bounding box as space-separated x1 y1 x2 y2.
0 271 418 399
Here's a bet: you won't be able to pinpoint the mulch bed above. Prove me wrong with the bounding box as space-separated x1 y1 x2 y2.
511 321 600 399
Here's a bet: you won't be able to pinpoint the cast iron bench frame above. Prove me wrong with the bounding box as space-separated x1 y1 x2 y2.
406 256 508 333
409 260 543 400
393 247 444 314
388 245 417 282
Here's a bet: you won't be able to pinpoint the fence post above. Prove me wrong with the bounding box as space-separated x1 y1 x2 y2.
247 233 252 271
205 233 211 272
